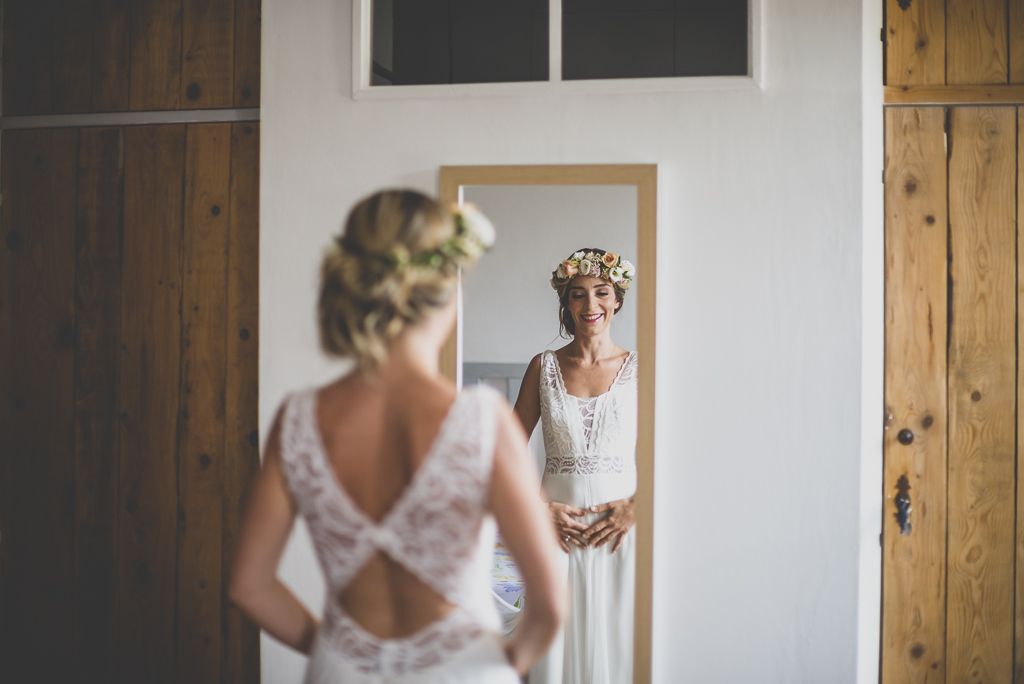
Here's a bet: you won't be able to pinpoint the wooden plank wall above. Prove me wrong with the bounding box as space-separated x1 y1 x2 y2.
887 0 1024 85
1 0 260 115
945 106 1017 684
882 106 948 682
0 123 260 683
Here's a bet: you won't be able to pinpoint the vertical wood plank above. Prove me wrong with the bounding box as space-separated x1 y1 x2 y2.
0 128 79 682
130 0 184 111
1015 105 1024 684
947 0 1009 85
222 122 261 684
886 0 945 86
52 0 94 113
73 126 124 682
3 0 54 115
1011 1 1024 83
177 123 231 684
946 106 1016 684
881 106 948 683
118 124 184 684
181 0 234 108
233 0 261 107
93 0 131 112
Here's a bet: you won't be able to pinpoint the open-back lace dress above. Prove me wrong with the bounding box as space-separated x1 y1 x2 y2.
531 350 638 684
278 384 519 684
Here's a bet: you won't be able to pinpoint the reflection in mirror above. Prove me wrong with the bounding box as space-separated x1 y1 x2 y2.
462 185 638 683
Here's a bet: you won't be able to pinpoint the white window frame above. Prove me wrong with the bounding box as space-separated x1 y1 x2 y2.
352 0 764 100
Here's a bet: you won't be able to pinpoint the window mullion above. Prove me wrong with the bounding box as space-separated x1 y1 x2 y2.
549 0 562 83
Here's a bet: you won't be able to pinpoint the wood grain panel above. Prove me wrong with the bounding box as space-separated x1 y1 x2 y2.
177 123 231 684
118 124 184 684
130 0 183 111
1013 105 1024 684
947 0 1008 85
73 127 124 681
1011 1 1024 83
946 106 1016 684
223 122 261 684
233 0 261 106
3 0 54 115
886 0 944 86
182 0 234 108
93 0 131 112
881 106 948 684
885 84 1024 104
0 128 79 682
52 0 94 113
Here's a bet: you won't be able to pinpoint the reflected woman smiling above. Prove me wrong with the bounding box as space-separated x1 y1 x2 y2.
514 248 638 684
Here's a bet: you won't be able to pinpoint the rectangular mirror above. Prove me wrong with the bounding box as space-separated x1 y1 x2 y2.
440 165 656 684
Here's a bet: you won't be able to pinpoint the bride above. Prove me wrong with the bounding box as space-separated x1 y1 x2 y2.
514 248 638 684
229 190 564 683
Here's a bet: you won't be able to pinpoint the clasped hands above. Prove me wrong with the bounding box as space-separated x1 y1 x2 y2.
548 498 635 554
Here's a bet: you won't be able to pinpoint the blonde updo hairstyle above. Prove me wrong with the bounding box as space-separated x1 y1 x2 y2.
319 190 471 367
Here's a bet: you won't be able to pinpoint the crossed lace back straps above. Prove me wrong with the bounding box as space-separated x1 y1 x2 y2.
539 350 638 476
277 383 503 676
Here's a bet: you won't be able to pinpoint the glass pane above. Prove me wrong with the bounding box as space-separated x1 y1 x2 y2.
372 0 549 86
563 0 747 81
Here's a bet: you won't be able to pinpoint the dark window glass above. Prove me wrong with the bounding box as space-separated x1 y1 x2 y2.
563 0 747 81
372 0 549 86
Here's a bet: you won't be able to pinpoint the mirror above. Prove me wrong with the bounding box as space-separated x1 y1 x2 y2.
440 165 656 684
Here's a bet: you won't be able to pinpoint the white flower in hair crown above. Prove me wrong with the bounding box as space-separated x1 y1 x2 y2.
551 250 635 290
387 202 495 270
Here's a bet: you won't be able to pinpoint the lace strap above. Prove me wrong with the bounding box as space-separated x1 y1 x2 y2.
276 389 320 505
474 384 501 477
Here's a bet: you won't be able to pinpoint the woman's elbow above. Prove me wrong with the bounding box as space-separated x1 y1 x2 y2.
227 565 262 611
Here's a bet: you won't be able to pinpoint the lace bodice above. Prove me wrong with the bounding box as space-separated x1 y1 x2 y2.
539 350 638 476
278 384 503 677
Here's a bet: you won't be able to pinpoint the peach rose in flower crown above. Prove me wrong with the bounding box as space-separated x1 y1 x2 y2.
557 260 578 280
601 252 619 268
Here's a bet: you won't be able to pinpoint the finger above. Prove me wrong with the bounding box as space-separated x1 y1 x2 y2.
611 534 623 554
582 520 609 539
588 502 611 513
564 518 589 532
570 534 587 548
563 506 587 517
591 528 618 547
558 537 570 553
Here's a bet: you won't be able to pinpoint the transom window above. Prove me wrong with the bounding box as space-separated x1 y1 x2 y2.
369 0 749 87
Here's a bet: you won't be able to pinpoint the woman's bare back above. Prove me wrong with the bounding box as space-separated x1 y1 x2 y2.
315 370 459 638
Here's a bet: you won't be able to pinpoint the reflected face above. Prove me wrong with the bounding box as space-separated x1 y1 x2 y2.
566 276 620 337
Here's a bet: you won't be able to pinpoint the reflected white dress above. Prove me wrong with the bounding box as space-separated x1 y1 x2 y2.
278 385 519 684
530 350 637 684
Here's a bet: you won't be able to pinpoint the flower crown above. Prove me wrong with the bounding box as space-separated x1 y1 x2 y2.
551 250 635 291
339 202 496 272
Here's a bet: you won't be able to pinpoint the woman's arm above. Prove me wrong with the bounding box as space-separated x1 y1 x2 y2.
228 409 319 654
488 404 565 675
512 354 542 437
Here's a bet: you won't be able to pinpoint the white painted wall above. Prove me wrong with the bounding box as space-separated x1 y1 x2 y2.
462 184 638 364
260 1 865 682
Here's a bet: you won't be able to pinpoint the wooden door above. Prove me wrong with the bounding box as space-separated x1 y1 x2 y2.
883 105 1023 683
0 123 261 684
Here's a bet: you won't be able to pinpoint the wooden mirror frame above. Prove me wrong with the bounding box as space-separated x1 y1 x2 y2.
439 164 657 684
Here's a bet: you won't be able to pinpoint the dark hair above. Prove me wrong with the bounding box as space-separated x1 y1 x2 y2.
555 247 626 338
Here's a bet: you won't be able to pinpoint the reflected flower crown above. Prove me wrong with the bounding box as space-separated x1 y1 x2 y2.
550 249 635 291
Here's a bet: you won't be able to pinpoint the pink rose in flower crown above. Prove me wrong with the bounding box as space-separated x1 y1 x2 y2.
601 252 619 268
560 260 578 279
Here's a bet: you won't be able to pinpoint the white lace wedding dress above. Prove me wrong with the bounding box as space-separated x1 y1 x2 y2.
530 350 638 684
278 384 519 684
